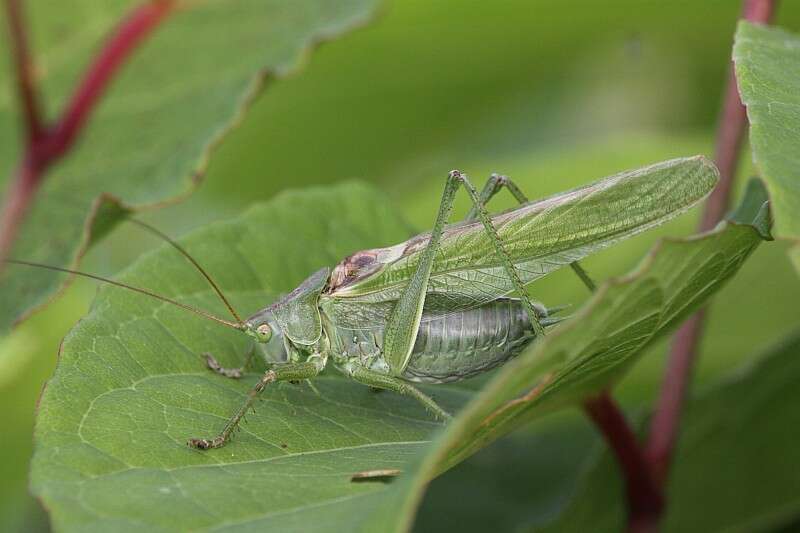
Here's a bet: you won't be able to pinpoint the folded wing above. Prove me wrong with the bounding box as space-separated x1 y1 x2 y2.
323 156 719 331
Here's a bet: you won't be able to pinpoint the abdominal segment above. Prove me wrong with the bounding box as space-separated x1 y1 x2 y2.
402 298 538 384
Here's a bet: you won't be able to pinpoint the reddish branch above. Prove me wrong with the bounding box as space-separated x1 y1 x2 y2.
5 0 43 143
586 1 777 529
0 0 174 269
646 0 778 487
47 0 174 162
585 393 663 533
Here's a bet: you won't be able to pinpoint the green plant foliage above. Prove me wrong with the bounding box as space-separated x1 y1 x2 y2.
0 0 384 333
539 329 800 532
31 179 768 531
734 22 800 262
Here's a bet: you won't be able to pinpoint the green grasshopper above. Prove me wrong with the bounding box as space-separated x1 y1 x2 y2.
8 156 718 449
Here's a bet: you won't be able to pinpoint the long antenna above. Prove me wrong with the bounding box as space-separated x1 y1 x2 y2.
128 218 244 325
5 259 245 331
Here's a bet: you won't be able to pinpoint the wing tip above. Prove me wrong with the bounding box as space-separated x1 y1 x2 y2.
688 154 721 192
665 155 720 194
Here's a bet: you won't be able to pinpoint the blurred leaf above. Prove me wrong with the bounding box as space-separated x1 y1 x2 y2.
0 282 83 532
791 245 800 274
728 178 771 239
540 329 800 532
734 22 800 264
415 415 599 533
32 174 767 531
209 0 800 200
0 0 384 333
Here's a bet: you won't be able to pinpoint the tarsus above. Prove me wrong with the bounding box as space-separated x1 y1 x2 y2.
5 259 245 331
128 218 244 325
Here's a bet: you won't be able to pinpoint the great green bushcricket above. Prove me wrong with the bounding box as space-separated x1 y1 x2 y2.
7 156 719 449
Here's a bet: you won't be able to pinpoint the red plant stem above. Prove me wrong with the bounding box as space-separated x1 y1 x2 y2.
645 0 777 487
0 0 174 268
4 0 43 143
585 393 663 532
46 0 174 161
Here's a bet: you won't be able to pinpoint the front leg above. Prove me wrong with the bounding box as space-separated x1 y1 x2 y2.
204 345 256 379
346 363 451 422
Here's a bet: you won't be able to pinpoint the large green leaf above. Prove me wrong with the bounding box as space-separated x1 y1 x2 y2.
30 182 473 531
32 177 767 531
0 0 383 332
734 22 800 261
540 329 800 532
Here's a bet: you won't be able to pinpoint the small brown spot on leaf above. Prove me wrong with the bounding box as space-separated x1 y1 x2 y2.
350 468 401 482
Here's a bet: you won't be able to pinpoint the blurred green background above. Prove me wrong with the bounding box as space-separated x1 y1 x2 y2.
2 1 800 530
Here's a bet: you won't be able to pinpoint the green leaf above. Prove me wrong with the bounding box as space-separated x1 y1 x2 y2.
728 178 772 239
540 329 800 532
0 0 384 333
734 22 800 262
31 182 472 531
32 176 768 531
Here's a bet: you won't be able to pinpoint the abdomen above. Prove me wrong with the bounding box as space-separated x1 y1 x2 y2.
403 298 538 383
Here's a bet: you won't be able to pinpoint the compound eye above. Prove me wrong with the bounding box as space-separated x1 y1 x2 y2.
256 323 272 342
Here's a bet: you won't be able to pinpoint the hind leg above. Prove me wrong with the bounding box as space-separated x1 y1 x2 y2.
469 173 596 293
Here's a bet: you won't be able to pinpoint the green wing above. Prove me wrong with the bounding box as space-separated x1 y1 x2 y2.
322 156 718 330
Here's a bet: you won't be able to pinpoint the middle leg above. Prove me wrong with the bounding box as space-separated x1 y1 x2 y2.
188 359 323 449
